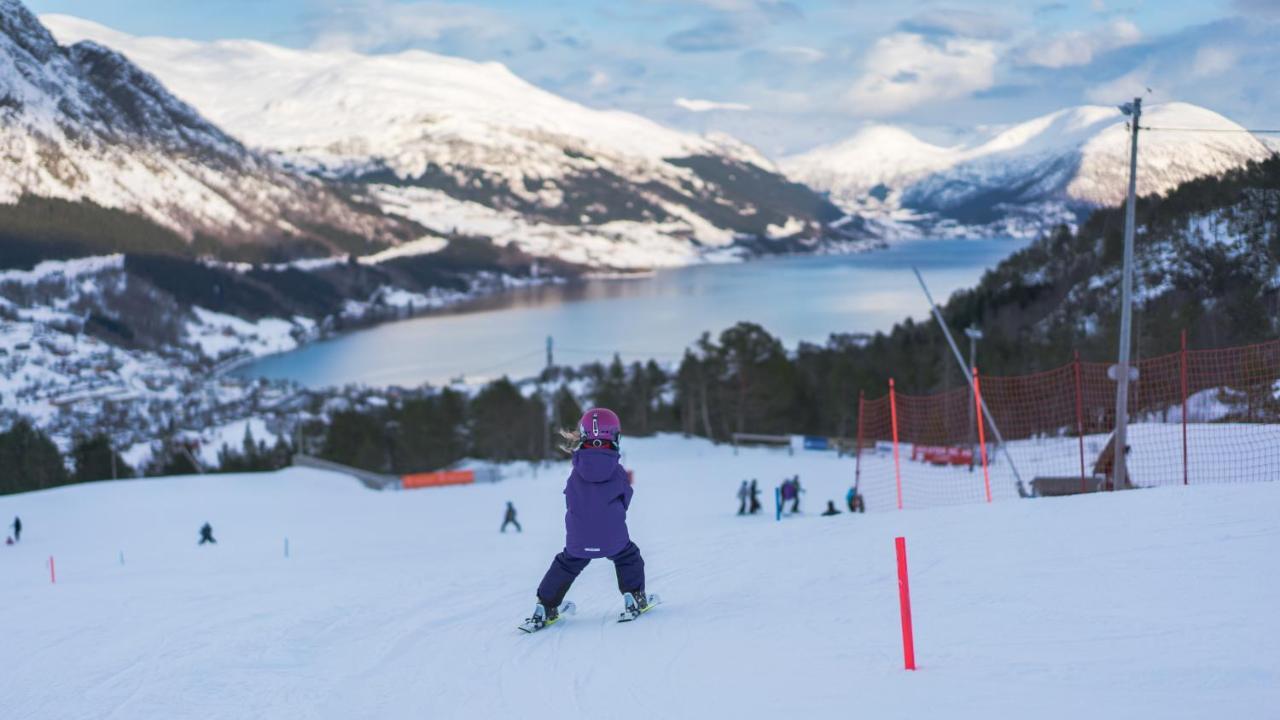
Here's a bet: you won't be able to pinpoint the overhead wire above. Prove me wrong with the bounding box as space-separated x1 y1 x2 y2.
1141 126 1280 134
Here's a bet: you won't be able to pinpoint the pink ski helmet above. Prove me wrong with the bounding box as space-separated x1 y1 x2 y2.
579 407 621 447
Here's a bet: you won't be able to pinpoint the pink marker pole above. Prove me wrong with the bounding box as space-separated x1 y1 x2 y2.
49 555 56 585
895 537 916 670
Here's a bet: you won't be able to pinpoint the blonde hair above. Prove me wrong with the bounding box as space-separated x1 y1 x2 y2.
557 427 581 456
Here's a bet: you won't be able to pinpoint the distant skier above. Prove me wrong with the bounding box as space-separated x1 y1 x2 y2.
821 500 841 516
736 480 750 515
198 523 216 545
11 516 20 543
521 408 654 632
780 479 796 513
501 502 522 533
846 486 865 513
748 479 762 514
780 476 802 513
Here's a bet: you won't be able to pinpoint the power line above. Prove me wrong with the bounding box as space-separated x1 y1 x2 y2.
558 346 685 358
1141 126 1280 134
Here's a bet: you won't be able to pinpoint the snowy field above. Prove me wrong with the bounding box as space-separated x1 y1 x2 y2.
1 434 1278 719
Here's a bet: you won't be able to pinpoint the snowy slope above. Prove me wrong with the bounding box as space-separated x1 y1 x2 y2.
782 125 963 215
1 433 1277 719
43 14 845 268
0 1 418 259
785 103 1274 235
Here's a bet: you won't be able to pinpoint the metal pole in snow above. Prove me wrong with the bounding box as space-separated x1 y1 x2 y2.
1113 97 1143 491
49 556 56 584
911 267 1025 489
285 537 290 558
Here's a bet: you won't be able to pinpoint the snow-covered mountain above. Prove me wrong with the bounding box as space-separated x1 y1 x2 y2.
785 103 1275 236
0 1 422 262
44 14 846 269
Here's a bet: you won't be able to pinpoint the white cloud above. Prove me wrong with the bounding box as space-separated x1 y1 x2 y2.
675 97 752 112
774 45 825 63
1191 46 1237 78
1084 69 1159 104
846 33 998 116
309 0 511 53
1018 20 1141 69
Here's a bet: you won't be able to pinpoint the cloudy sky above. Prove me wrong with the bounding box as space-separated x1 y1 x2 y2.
25 0 1280 156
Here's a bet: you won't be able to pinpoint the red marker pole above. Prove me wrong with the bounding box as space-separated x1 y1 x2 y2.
895 537 916 670
49 556 56 585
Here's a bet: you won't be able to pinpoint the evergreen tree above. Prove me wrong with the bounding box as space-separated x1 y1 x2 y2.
71 433 133 484
0 420 69 495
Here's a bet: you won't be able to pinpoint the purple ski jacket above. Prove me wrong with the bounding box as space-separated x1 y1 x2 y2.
563 448 632 559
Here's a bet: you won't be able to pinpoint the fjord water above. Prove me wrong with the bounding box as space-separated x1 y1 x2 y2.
238 237 1028 388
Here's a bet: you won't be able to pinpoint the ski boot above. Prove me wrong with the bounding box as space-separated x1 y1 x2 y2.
618 590 658 622
519 600 574 633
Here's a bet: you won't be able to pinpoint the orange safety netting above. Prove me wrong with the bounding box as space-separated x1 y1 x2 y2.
854 335 1280 512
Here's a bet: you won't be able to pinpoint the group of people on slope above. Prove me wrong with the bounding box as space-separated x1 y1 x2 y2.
821 488 866 516
735 479 867 517
736 480 764 515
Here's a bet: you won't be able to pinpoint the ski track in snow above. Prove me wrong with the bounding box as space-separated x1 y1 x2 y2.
0 434 1278 719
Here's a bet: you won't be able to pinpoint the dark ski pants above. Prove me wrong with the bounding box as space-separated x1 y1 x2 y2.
737 497 747 515
501 518 522 533
537 541 645 609
199 536 216 545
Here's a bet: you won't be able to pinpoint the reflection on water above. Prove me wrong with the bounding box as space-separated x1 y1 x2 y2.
237 237 1029 388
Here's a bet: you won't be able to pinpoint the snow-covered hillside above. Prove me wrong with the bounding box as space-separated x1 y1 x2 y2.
785 103 1275 236
0 1 419 259
1 434 1277 719
43 14 848 269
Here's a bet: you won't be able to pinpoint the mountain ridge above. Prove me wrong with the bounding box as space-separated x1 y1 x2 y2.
785 102 1275 236
0 1 425 261
43 13 851 269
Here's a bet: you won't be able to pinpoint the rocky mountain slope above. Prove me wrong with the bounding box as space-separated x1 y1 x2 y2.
785 103 1275 238
0 2 428 264
45 14 849 269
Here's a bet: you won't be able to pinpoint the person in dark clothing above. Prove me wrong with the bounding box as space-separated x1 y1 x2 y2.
748 479 762 514
198 523 216 545
736 480 750 515
12 516 20 543
821 500 841 516
525 408 650 630
501 501 522 533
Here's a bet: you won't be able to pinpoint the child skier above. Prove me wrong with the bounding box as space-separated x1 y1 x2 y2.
521 408 654 632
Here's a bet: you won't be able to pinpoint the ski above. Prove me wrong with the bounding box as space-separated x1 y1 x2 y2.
617 593 662 623
518 601 575 633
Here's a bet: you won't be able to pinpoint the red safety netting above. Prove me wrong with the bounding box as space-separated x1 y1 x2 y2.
854 335 1280 512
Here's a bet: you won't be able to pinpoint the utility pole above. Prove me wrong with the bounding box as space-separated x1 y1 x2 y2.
1113 97 1142 491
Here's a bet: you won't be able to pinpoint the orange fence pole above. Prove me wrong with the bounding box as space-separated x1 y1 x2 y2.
854 390 864 494
889 379 903 511
972 368 992 503
1074 350 1087 493
1181 329 1189 485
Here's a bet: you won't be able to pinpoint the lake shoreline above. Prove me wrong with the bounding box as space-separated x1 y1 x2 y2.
233 237 1029 389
